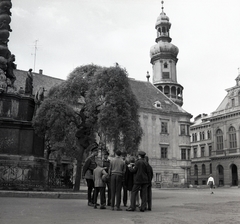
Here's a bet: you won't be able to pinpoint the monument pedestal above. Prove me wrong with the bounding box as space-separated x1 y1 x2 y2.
0 93 47 190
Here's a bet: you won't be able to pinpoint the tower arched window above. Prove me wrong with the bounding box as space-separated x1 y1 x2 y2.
216 129 223 150
162 27 166 33
229 126 237 149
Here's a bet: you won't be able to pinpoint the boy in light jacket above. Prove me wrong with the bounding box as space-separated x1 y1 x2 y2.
93 159 108 209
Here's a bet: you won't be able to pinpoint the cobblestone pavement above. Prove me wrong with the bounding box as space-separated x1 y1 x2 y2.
0 187 240 224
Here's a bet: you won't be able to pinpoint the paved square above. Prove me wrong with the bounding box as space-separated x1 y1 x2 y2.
0 188 240 224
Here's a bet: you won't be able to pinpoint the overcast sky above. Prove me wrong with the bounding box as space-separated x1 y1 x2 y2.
9 0 240 119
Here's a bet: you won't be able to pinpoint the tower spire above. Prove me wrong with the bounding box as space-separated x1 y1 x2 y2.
161 1 164 12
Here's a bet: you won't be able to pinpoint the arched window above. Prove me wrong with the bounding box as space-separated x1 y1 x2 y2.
164 62 168 68
194 165 198 175
207 130 211 139
216 129 223 150
194 133 197 141
202 164 206 175
202 131 205 140
229 126 237 149
238 91 240 106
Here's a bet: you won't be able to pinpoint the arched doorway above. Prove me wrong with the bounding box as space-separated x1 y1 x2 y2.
231 164 238 186
217 165 224 186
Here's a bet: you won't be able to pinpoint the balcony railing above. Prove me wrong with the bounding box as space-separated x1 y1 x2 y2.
211 148 240 157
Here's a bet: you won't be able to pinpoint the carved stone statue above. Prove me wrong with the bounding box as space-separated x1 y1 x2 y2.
25 68 33 95
6 53 16 86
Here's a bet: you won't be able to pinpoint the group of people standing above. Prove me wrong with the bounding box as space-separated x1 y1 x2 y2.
82 145 153 212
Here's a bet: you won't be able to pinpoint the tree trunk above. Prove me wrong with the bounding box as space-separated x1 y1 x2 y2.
73 143 85 192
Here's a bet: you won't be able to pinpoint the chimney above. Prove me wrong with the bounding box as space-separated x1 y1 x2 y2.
39 69 43 75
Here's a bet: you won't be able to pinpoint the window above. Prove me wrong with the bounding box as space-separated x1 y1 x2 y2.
194 165 198 175
156 173 162 182
229 126 237 149
216 129 223 150
200 132 202 140
161 147 168 159
207 130 211 139
162 72 169 79
194 148 197 158
201 146 205 157
187 149 191 160
194 133 197 141
161 122 168 134
202 131 205 140
232 98 235 107
181 148 186 160
180 124 189 136
202 164 206 175
209 145 212 156
209 163 212 174
192 134 195 142
164 62 168 68
173 173 179 182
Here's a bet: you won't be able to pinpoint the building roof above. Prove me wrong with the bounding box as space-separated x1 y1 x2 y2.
128 78 191 116
13 69 191 116
14 69 63 96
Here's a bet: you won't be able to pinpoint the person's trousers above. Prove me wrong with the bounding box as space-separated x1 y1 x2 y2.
86 179 94 203
111 174 122 208
106 180 111 205
146 185 152 210
122 184 128 206
130 183 148 210
93 187 106 206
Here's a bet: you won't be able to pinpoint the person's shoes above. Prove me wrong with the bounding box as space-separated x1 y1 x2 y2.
94 205 97 209
88 202 94 207
111 207 114 211
147 208 151 211
126 207 135 211
96 203 100 206
140 209 145 212
211 192 214 194
100 206 106 209
116 207 122 211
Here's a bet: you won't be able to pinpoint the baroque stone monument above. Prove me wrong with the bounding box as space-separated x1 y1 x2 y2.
0 1 47 190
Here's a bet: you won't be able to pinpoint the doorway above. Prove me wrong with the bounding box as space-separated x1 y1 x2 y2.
217 165 224 186
231 164 238 186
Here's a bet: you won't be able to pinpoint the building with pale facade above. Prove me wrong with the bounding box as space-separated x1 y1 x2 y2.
190 75 240 187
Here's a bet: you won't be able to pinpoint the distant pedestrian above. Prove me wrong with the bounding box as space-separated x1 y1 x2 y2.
126 151 151 212
102 150 111 206
109 150 125 211
93 160 108 209
82 143 98 206
207 174 215 194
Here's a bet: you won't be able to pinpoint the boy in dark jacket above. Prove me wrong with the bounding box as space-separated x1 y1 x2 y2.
126 151 151 212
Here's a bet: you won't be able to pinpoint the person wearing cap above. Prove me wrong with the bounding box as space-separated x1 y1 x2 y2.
126 150 151 212
109 150 125 211
102 150 111 206
82 143 99 206
144 156 153 211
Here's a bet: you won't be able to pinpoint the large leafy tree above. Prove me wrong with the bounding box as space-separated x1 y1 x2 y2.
33 64 142 191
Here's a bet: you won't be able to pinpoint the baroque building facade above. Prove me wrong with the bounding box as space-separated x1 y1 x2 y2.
190 75 240 187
